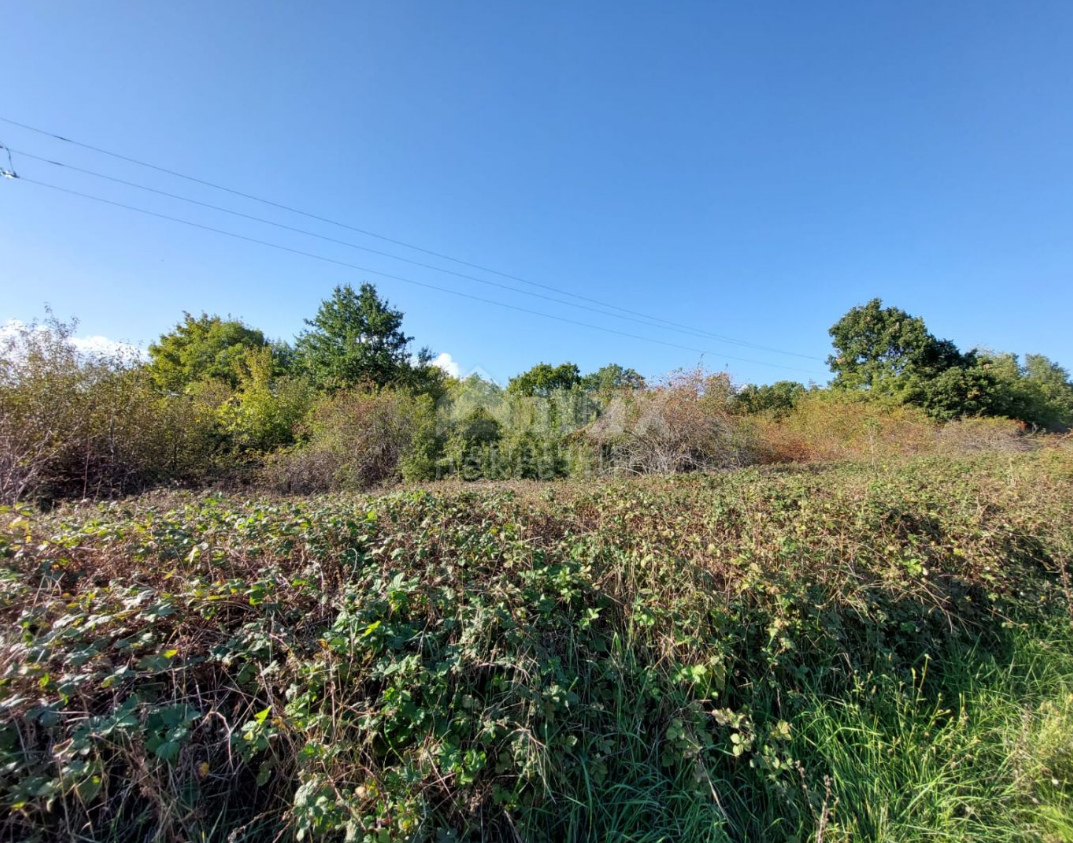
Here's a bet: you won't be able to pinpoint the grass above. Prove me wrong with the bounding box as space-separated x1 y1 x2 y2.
796 621 1073 842
1 447 1072 842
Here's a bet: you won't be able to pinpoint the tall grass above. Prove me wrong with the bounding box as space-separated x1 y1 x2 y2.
795 620 1073 842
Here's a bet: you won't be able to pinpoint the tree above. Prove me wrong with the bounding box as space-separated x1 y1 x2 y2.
1022 354 1073 429
217 347 313 452
507 362 582 397
295 284 414 390
916 365 1008 421
913 350 1073 429
828 299 965 393
396 346 450 402
580 364 646 395
148 313 271 393
735 381 806 417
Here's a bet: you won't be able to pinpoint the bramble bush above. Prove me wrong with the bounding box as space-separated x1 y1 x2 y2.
2 447 1072 841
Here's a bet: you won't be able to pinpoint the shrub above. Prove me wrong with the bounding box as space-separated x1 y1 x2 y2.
262 389 435 492
0 316 221 503
935 416 1031 453
3 451 1073 841
434 385 601 481
217 348 313 453
752 390 936 463
586 368 756 474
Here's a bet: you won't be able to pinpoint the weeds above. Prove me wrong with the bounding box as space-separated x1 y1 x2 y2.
1 448 1072 841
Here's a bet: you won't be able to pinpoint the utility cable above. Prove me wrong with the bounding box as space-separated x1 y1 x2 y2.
7 174 824 377
4 143 800 351
0 116 824 362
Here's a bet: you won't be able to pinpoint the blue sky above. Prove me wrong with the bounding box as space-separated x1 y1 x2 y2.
2 2 1071 385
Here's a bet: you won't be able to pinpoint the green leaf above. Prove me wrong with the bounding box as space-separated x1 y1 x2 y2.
76 774 103 801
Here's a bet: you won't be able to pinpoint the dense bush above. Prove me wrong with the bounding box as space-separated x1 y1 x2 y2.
2 449 1072 842
587 369 755 474
749 391 938 463
217 348 314 453
748 391 1039 464
262 390 436 493
4 293 1071 506
433 379 602 481
0 316 222 504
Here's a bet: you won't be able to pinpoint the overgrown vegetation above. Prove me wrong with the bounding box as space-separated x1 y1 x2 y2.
4 292 1072 505
2 448 1072 841
3 290 1072 839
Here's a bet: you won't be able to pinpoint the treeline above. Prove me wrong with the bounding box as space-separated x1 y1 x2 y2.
2 288 1071 504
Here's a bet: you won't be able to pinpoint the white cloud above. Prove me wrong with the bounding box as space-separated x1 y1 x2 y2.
70 334 147 360
1 320 146 361
432 351 461 378
0 319 29 340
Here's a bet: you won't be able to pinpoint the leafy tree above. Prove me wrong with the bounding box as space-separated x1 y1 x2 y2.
735 381 806 417
448 373 503 405
454 406 503 446
396 346 451 402
295 284 414 390
915 365 1008 421
869 341 1073 429
507 362 582 397
580 364 646 395
217 347 313 452
828 299 966 393
1022 354 1073 429
970 352 1073 429
911 350 1072 429
148 313 274 393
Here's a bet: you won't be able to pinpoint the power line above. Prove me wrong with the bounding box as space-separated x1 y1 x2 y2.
4 143 812 353
7 174 825 377
0 115 824 363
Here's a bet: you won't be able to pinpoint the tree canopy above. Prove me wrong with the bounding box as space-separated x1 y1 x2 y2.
295 284 414 390
827 298 966 393
507 362 582 397
580 364 646 395
828 299 1073 429
735 380 806 417
148 313 270 392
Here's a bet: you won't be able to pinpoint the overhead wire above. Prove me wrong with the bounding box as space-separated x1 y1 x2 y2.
0 115 824 363
3 143 814 353
7 174 824 377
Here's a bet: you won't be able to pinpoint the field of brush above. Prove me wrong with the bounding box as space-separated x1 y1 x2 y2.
2 446 1073 842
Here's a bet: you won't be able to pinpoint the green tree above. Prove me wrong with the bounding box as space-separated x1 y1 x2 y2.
148 313 272 393
217 347 313 452
396 346 451 402
828 299 965 393
295 284 414 390
580 364 646 395
507 362 582 397
900 349 1072 428
1022 354 1073 429
964 351 1073 429
916 365 1008 421
735 381 806 417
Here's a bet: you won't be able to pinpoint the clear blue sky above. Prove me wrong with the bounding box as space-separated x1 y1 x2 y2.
2 2 1071 385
